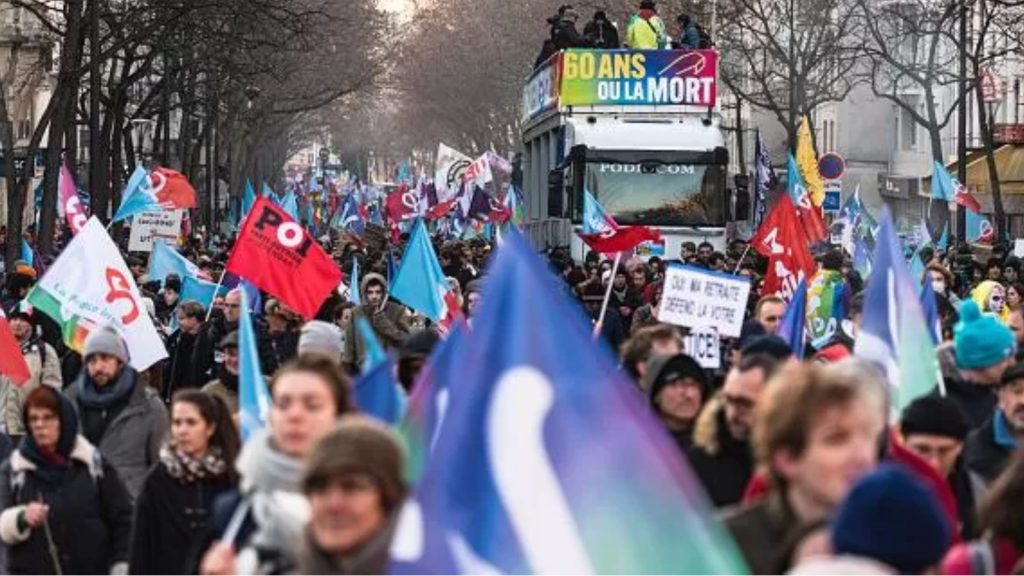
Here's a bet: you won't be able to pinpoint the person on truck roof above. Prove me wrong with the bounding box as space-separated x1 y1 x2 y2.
673 14 701 49
551 6 591 51
626 0 667 50
584 10 620 49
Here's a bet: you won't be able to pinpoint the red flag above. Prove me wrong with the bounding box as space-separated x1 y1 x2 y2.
955 185 983 213
151 166 197 209
578 226 662 254
226 197 342 320
751 195 816 301
386 185 417 223
0 310 31 386
425 199 457 220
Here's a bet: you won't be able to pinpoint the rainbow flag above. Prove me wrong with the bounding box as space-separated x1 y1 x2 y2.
806 268 846 345
389 232 746 574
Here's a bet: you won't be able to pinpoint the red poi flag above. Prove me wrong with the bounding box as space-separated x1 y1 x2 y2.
578 226 662 254
750 194 816 301
226 197 342 319
0 309 31 386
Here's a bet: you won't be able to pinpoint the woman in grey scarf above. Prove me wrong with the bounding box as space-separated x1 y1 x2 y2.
199 357 353 575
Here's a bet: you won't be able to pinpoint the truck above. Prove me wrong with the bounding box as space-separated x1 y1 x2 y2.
519 48 734 261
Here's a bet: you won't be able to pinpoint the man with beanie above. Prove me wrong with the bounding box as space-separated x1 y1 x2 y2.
900 395 983 538
298 320 345 363
0 308 61 442
297 416 407 575
828 465 952 574
343 273 410 374
948 300 1016 430
642 353 708 452
964 362 1024 485
66 326 168 501
202 331 242 413
397 329 440 392
626 0 667 49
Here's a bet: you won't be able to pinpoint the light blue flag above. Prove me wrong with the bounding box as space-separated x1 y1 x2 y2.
582 189 616 234
966 209 993 244
853 238 873 279
353 356 408 425
931 161 957 201
349 259 362 305
240 179 257 225
262 181 274 198
281 191 300 221
20 239 33 266
147 242 200 287
391 219 451 322
180 275 229 311
112 166 159 223
238 290 271 441
909 251 926 287
356 317 387 370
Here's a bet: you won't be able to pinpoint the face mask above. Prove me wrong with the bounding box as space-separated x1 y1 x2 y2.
989 293 1005 314
932 279 946 295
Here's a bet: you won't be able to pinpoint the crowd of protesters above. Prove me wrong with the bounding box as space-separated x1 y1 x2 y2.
0 212 1024 575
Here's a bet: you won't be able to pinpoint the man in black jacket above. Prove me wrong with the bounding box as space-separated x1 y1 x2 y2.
190 288 277 385
583 10 620 48
687 353 778 507
964 363 1024 485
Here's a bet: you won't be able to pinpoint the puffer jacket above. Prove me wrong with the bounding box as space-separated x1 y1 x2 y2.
686 394 754 508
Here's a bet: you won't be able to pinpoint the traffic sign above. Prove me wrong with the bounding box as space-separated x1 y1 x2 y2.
818 152 845 180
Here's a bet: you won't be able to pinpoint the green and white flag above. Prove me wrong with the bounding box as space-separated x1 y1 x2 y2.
27 217 167 371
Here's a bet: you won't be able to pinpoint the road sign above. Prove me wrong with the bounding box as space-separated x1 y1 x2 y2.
818 152 845 180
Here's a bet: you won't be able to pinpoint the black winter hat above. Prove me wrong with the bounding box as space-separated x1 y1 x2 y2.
740 334 793 361
900 396 969 442
644 353 708 404
164 274 182 293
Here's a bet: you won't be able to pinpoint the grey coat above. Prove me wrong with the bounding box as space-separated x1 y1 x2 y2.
66 376 168 501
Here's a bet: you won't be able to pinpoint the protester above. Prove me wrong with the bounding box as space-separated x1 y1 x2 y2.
550 5 591 50
753 295 786 333
620 323 683 384
397 329 440 392
631 280 663 334
265 299 301 367
463 279 483 319
972 280 1011 322
296 417 408 574
129 391 239 575
942 450 1024 574
626 0 667 49
155 275 182 326
199 356 352 575
0 309 61 442
164 300 206 401
298 320 346 364
192 288 277 384
723 360 884 574
825 465 953 574
899 395 983 538
582 10 620 48
642 353 708 452
688 353 779 507
343 273 411 373
963 362 1024 485
673 14 700 49
609 266 643 333
201 332 242 413
946 300 1016 430
0 386 133 575
66 326 168 501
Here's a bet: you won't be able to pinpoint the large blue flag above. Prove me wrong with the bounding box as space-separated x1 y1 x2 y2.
240 179 257 226
966 209 994 243
388 232 746 574
931 160 957 201
391 219 451 322
147 242 200 287
338 193 365 233
920 283 942 345
776 279 807 359
262 181 274 198
113 166 160 222
855 209 942 412
238 290 270 440
353 356 407 425
20 239 33 266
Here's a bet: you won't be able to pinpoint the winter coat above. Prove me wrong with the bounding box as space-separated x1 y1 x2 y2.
941 373 997 431
551 19 590 50
964 411 1016 485
267 329 300 367
128 462 236 575
676 21 701 48
191 315 278 385
0 436 133 575
947 455 987 540
626 12 666 49
609 287 644 333
0 337 61 436
66 370 169 501
163 330 199 401
343 304 411 371
721 492 806 575
686 395 754 508
583 19 620 49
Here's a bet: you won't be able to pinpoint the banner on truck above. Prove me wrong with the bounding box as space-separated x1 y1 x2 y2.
560 49 718 108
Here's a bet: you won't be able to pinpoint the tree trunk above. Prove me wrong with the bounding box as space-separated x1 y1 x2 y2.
0 50 19 271
89 0 105 221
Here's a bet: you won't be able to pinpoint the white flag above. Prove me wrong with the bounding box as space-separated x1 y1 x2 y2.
435 143 472 203
27 217 168 371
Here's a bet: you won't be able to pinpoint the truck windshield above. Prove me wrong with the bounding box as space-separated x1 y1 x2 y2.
581 151 726 227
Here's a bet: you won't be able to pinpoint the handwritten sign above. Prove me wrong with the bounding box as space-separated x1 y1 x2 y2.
129 210 182 252
684 327 721 369
657 264 751 337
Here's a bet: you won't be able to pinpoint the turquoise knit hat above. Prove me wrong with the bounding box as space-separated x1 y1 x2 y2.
954 300 1015 370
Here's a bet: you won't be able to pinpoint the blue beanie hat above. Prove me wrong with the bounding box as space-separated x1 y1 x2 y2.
832 465 952 574
954 300 1015 370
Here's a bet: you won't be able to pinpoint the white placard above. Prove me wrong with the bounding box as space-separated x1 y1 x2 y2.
684 328 721 369
657 264 751 338
1014 239 1024 258
129 210 183 252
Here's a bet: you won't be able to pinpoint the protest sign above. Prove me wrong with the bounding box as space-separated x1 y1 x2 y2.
657 264 751 338
1015 239 1024 258
684 327 721 369
129 210 183 252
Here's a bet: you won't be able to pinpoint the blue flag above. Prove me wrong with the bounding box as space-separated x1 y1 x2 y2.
240 179 257 225
388 231 746 574
391 220 451 322
355 317 387 371
582 189 616 233
180 275 228 310
112 166 160 222
855 209 942 412
147 242 200 287
262 181 274 198
353 357 407 425
854 237 873 279
238 290 270 441
966 209 993 244
280 191 300 221
776 279 807 359
919 283 942 345
931 161 957 201
20 239 33 266
349 259 362 305
752 130 776 229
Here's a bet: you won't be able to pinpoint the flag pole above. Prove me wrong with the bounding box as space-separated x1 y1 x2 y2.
733 244 753 274
204 270 227 322
596 251 623 335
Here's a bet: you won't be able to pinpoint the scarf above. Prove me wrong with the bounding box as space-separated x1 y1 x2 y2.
74 366 136 409
297 514 397 575
160 443 228 484
19 391 79 486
